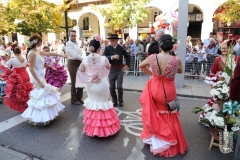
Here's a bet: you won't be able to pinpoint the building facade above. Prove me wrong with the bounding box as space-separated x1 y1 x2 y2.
0 0 229 44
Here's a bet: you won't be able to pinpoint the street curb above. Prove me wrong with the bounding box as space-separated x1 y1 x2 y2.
0 145 40 160
66 84 211 100
123 88 210 100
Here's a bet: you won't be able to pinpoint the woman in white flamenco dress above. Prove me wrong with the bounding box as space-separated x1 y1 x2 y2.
21 34 67 125
76 36 121 137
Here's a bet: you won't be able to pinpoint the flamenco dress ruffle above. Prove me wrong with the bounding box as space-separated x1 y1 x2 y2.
45 63 68 90
21 83 65 125
0 66 33 113
83 99 121 137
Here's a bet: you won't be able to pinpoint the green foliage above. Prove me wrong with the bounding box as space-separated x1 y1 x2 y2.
91 0 151 30
191 106 205 114
229 116 237 124
214 0 240 24
0 0 63 36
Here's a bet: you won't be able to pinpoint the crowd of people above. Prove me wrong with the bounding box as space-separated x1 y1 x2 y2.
0 28 240 158
185 32 240 79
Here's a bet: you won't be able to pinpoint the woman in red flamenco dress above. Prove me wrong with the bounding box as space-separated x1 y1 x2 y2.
0 47 33 112
139 34 187 157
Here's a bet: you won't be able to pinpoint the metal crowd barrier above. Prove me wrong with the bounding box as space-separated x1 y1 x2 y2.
126 53 147 76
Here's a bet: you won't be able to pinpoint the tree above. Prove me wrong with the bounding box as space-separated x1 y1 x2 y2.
0 0 63 36
213 0 240 24
91 0 151 30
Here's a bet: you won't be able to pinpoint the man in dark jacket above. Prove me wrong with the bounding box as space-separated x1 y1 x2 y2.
103 34 130 107
148 29 164 55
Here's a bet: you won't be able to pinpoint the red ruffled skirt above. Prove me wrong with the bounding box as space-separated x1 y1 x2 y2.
83 108 120 137
0 66 33 112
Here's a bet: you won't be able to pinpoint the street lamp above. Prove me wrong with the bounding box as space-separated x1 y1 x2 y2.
227 22 231 27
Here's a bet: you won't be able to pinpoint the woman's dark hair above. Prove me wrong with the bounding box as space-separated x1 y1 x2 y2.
159 34 173 52
89 39 100 52
26 34 42 59
13 47 21 54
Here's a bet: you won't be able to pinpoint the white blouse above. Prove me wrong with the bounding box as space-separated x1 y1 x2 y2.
4 58 27 68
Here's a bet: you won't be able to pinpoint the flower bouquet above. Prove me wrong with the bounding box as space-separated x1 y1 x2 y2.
153 11 178 31
192 42 240 150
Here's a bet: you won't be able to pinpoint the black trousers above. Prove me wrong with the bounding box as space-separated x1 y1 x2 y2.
67 59 83 102
109 68 123 103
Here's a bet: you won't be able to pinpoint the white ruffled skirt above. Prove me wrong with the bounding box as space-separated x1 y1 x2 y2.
21 84 65 125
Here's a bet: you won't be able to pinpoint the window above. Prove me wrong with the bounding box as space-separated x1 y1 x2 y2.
83 17 89 30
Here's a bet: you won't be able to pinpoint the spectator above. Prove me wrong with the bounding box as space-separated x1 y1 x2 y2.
148 29 164 55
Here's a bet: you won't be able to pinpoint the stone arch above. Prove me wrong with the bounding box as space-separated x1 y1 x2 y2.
76 10 101 40
209 0 228 15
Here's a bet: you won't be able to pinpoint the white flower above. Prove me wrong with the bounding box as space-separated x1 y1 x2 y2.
222 87 229 94
215 117 225 127
231 126 240 132
214 90 220 96
210 89 215 96
218 95 223 99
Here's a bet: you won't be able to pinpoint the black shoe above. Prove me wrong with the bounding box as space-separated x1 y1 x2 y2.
71 101 81 105
119 102 124 107
113 102 117 107
79 100 84 104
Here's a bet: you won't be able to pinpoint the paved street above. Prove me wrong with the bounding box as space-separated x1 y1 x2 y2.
0 85 234 160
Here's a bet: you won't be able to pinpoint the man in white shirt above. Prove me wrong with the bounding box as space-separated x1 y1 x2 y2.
66 30 84 105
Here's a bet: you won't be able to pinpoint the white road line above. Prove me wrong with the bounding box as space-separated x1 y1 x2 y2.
0 92 71 133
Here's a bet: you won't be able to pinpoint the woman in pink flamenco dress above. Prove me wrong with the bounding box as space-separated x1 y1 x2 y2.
76 35 120 137
43 46 68 90
139 34 187 157
0 47 33 112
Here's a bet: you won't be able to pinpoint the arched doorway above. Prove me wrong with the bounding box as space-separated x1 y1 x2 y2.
78 12 100 41
188 4 203 45
175 4 203 45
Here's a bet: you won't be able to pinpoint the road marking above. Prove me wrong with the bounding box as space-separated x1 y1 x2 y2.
0 92 71 133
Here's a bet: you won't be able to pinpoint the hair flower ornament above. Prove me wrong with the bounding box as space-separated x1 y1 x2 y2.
92 34 101 42
30 39 38 45
25 39 38 48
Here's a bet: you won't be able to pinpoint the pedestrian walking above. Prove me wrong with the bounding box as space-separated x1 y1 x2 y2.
103 34 130 107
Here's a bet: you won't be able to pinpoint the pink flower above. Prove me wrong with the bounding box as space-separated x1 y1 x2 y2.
95 35 101 42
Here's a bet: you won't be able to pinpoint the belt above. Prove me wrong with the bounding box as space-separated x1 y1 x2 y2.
111 64 124 68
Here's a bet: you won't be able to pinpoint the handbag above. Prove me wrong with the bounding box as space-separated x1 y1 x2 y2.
155 55 179 111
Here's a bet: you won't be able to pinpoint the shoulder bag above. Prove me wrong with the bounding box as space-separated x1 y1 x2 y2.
155 55 179 111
